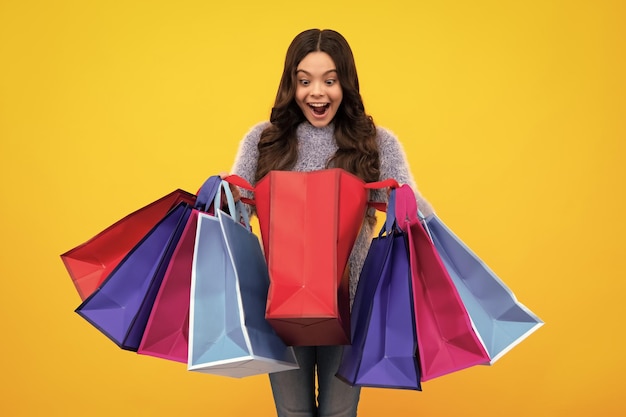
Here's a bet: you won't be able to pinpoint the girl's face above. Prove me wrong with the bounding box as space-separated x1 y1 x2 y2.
295 51 343 128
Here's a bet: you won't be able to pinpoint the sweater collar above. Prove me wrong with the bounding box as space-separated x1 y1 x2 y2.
297 121 335 138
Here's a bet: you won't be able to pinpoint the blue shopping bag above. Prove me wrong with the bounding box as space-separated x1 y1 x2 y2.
188 181 299 378
337 190 421 390
423 214 544 363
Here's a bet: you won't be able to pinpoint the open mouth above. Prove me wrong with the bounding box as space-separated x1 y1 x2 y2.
308 103 330 116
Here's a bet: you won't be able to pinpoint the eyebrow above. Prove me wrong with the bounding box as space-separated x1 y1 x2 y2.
296 69 338 76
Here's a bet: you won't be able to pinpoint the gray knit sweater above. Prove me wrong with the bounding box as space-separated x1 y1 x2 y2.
230 121 434 304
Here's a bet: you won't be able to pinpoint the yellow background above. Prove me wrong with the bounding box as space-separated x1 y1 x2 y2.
1 0 624 416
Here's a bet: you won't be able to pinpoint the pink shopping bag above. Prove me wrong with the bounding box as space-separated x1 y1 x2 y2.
395 184 489 381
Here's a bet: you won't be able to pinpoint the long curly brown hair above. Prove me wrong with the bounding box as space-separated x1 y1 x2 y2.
255 29 380 187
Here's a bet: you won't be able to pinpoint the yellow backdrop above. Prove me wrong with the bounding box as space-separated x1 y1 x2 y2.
1 0 624 416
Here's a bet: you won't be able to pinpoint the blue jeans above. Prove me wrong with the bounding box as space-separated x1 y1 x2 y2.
269 345 361 417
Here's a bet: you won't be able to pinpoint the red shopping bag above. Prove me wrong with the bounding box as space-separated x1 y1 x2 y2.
61 190 196 300
227 169 397 346
395 184 490 381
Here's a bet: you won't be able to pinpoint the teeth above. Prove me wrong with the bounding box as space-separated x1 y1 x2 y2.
309 103 327 107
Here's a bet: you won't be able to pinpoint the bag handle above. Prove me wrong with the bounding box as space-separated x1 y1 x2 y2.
223 174 256 206
225 174 399 190
385 188 397 233
394 184 436 242
224 174 253 191
394 184 420 231
366 178 399 211
224 174 399 209
364 178 399 190
195 175 223 211
214 180 252 231
372 188 400 238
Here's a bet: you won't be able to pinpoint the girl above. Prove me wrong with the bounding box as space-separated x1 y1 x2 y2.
230 28 433 417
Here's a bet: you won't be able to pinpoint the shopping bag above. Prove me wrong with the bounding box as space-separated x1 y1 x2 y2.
61 189 196 300
423 214 544 363
138 176 223 363
226 169 398 346
188 181 299 378
337 190 421 390
395 184 490 381
75 202 192 351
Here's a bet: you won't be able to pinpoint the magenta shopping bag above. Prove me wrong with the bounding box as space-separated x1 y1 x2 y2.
136 211 199 362
138 176 222 362
395 184 490 381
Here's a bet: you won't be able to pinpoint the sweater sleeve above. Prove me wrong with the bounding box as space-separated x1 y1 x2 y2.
229 121 270 202
376 126 435 217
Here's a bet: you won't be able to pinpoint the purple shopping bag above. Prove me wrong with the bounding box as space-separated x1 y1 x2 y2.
76 202 192 350
337 190 421 390
75 176 222 351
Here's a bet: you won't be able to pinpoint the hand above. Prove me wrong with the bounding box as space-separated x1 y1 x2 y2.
219 172 241 204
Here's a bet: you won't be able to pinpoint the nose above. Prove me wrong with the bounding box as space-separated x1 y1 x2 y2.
310 81 325 97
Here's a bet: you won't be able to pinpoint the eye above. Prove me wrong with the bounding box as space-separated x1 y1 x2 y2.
298 79 310 86
325 79 337 86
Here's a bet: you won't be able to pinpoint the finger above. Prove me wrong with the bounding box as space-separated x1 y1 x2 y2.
230 185 241 202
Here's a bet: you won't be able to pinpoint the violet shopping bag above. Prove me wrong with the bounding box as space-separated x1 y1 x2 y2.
61 189 196 300
75 177 221 351
188 181 299 378
395 184 490 381
76 203 191 350
138 176 223 363
423 214 544 363
337 189 421 390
